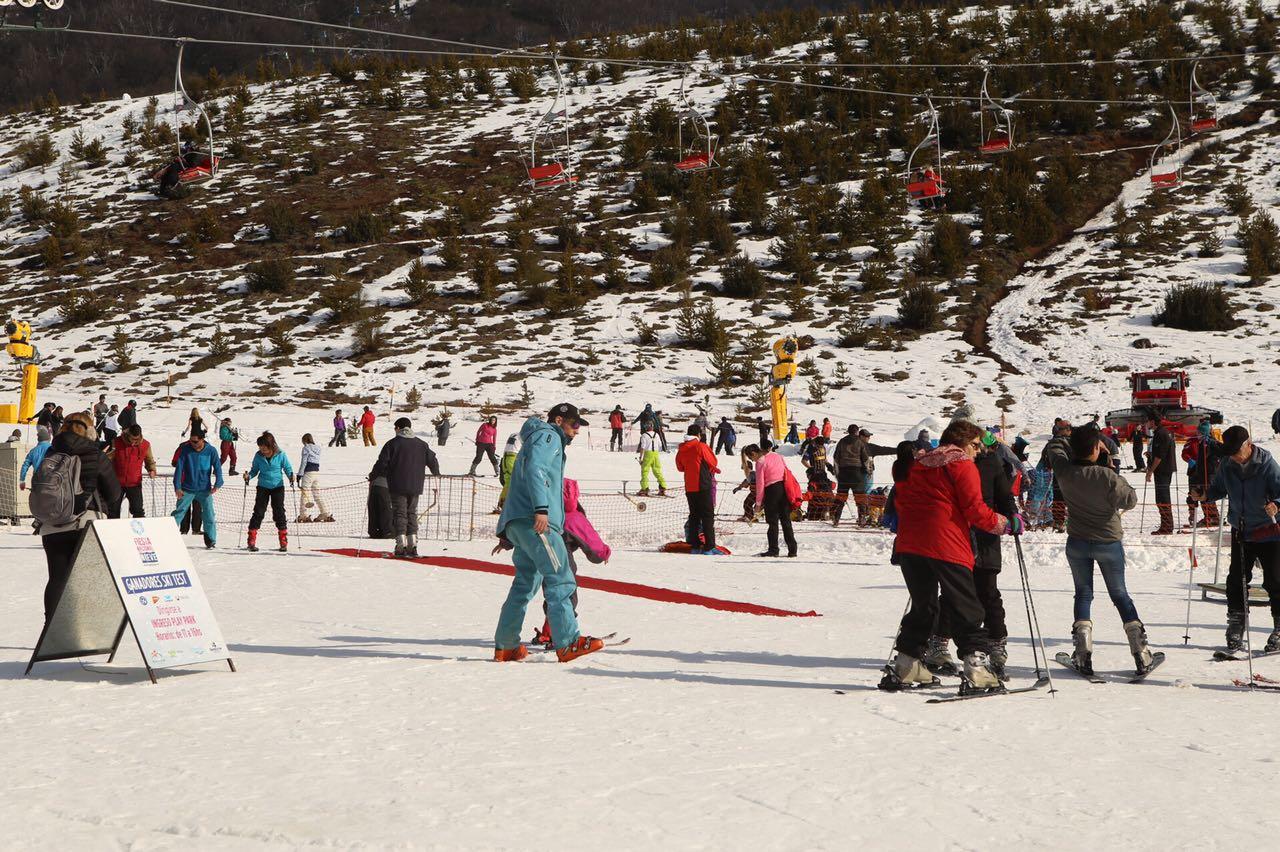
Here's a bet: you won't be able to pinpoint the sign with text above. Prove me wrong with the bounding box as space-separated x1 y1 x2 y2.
28 517 233 683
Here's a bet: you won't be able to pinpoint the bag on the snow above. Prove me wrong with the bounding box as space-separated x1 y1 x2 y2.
30 452 83 528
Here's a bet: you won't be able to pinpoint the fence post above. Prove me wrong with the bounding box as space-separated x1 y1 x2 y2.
469 476 476 541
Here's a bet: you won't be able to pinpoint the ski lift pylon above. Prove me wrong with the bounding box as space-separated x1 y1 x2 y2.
978 69 1014 154
904 96 946 206
151 38 220 196
524 56 578 191
1150 102 1182 189
673 66 718 173
1189 60 1219 134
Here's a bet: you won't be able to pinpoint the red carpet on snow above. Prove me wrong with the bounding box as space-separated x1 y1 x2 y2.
323 549 821 618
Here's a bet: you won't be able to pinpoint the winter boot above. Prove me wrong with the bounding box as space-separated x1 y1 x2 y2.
1152 504 1175 535
467 464 478 477
557 635 605 663
393 535 407 557
493 645 529 662
961 651 1003 693
923 635 959 676
878 652 938 691
246 529 259 552
1123 619 1155 672
406 534 419 558
1226 611 1246 652
1266 615 1280 653
1072 619 1094 675
989 638 1009 681
278 529 288 553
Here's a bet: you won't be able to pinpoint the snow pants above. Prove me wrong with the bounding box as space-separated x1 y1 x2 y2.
391 492 419 537
299 471 329 516
639 450 665 490
763 481 796 556
495 518 580 651
329 427 347 447
220 440 237 472
684 490 716 551
362 426 376 446
471 443 499 473
1226 528 1280 618
172 490 216 545
834 466 870 523
1152 473 1174 532
249 486 287 532
896 553 990 659
610 427 624 451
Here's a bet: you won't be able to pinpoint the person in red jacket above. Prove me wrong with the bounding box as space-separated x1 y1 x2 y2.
882 419 1019 694
608 406 625 452
108 424 157 519
359 406 377 446
469 415 500 476
675 425 723 555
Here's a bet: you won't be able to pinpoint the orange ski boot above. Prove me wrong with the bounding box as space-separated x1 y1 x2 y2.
556 635 605 663
493 645 529 662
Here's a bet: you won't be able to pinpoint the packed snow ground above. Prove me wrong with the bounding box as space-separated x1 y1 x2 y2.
3 405 1279 850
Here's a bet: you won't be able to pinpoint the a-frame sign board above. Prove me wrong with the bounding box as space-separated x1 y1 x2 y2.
27 517 234 684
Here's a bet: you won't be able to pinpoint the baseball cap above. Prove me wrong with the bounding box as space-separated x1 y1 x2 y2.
859 428 872 437
1222 425 1250 457
394 417 411 430
547 403 588 426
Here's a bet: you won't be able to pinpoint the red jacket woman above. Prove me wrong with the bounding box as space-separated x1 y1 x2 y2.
895 445 1007 567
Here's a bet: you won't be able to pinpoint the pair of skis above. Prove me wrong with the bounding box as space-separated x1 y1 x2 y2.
1053 652 1166 684
1212 649 1280 663
870 665 1052 703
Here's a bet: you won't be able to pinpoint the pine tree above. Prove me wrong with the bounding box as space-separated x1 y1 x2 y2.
470 244 499 300
111 326 132 372
707 335 737 386
807 372 828 405
405 386 422 410
832 361 851 388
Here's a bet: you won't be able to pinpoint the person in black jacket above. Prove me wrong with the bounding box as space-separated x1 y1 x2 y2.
1145 413 1177 534
117 400 138 431
369 417 440 557
38 411 122 624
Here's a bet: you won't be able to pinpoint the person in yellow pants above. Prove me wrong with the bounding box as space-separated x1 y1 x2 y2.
637 427 666 496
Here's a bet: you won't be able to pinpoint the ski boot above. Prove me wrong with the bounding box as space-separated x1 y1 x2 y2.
493 645 529 662
228 468 238 477
636 488 651 497
405 534 419 558
1266 616 1280 653
1226 611 1246 653
1123 619 1154 673
1072 619 1094 675
246 529 259 552
923 635 960 677
989 638 1009 682
467 465 478 477
531 621 552 648
296 513 313 524
318 513 335 523
878 652 941 691
658 487 667 497
556 635 605 663
960 651 1005 695
278 529 288 553
393 535 407 557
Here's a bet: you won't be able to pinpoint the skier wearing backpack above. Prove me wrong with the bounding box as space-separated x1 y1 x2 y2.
608 406 625 452
172 428 224 549
244 432 295 552
753 441 797 557
35 411 122 623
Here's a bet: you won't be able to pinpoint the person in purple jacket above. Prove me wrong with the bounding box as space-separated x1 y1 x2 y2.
329 409 347 447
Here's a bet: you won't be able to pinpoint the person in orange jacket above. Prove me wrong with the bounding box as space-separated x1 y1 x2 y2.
359 406 377 446
675 425 723 555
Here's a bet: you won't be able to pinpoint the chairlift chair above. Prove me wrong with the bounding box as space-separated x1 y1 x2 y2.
152 39 220 195
1188 60 1219 134
674 68 718 173
904 97 947 206
1149 103 1182 189
977 69 1014 154
524 57 578 191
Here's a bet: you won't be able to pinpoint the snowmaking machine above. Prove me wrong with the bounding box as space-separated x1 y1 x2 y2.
768 336 798 441
1104 370 1222 440
2 319 39 426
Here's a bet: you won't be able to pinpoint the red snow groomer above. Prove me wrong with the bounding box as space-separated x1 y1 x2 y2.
1105 370 1223 440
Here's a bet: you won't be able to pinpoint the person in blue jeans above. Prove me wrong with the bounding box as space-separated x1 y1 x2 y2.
172 429 224 549
493 403 606 664
1047 422 1155 675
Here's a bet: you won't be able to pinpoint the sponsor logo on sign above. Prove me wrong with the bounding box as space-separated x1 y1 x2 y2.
121 571 193 595
130 520 145 535
139 596 149 606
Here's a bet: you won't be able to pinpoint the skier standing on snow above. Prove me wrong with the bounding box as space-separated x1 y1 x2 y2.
608 405 625 452
733 444 761 522
753 441 797 558
243 432 295 553
117 400 138 431
653 410 669 452
1131 427 1146 472
35 412 122 624
755 416 769 446
832 425 871 526
469 415 500 476
296 433 334 523
359 406 377 446
821 417 833 440
1205 426 1280 653
713 416 737 456
1145 413 1177 535
633 403 656 433
493 403 605 663
1045 422 1153 675
636 426 666 497
181 407 205 439
1182 420 1222 529
434 410 452 446
108 424 156 520
370 417 440 557
882 420 1017 693
101 405 120 449
329 410 347 447
18 426 52 491
172 427 222 549
496 433 520 512
92 394 109 433
693 408 710 435
676 426 722 555
218 416 239 476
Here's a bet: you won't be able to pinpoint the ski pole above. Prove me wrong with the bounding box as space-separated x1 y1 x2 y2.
1241 528 1256 687
1014 533 1056 695
1139 478 1149 534
1211 497 1225 585
236 480 248 549
1182 502 1198 645
883 594 913 669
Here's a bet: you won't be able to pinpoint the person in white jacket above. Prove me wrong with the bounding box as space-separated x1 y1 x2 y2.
296 433 334 523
